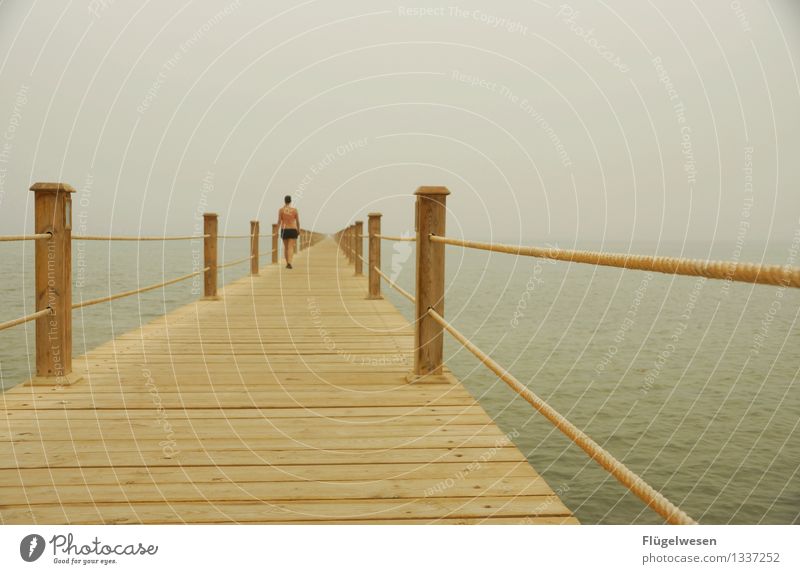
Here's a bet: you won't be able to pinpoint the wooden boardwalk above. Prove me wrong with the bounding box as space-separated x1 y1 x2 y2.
0 239 576 524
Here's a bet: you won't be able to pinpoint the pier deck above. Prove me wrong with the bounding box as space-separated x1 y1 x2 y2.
0 239 575 524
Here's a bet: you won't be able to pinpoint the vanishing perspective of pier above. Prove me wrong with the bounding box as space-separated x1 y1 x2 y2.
1 182 798 524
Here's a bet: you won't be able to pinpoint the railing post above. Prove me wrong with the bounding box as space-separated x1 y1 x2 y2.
271 223 279 264
250 220 259 276
203 213 218 299
367 213 382 299
348 224 355 263
412 186 450 379
354 220 363 275
30 182 75 384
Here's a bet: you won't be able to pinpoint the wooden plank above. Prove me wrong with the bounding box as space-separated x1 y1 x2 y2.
0 496 573 524
0 446 530 469
0 476 554 504
0 405 490 420
0 462 541 486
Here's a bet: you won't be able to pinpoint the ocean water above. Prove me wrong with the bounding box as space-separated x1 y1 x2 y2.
1 238 797 525
383 239 800 525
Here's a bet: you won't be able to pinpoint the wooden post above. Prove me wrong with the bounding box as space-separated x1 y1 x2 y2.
272 223 279 264
354 220 363 275
412 186 449 379
30 182 77 384
348 224 355 263
367 213 382 299
250 220 259 276
203 213 218 299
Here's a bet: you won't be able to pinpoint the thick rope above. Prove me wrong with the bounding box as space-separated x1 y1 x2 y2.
73 235 209 241
430 236 800 289
374 266 415 303
376 234 416 242
218 235 252 239
0 308 51 332
73 268 210 310
0 233 52 242
426 308 696 525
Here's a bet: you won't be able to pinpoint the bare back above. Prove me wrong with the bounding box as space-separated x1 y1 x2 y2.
279 206 298 229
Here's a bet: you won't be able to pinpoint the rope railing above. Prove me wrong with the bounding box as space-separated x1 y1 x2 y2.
374 266 415 303
4 180 327 383
333 186 719 523
426 307 696 525
0 307 51 332
429 235 800 289
73 268 210 310
0 233 52 242
73 234 210 241
376 234 415 242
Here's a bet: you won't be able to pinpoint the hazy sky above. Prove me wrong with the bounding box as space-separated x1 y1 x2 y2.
1 0 799 245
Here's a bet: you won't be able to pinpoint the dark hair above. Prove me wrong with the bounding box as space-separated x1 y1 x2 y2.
284 195 291 204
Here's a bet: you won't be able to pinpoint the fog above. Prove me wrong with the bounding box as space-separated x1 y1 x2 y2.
1 0 799 247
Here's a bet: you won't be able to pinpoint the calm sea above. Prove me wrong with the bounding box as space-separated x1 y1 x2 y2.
1 238 798 525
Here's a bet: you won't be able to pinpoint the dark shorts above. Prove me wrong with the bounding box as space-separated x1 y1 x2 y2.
281 228 299 240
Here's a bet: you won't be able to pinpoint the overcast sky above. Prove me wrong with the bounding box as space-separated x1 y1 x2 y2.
1 0 799 245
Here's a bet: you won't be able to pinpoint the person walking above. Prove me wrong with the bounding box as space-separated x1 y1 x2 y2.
278 195 300 269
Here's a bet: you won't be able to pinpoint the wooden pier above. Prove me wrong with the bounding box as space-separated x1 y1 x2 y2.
6 180 770 524
0 238 576 524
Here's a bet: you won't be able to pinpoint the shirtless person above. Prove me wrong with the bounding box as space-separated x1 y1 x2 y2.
278 195 300 269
